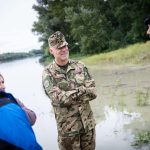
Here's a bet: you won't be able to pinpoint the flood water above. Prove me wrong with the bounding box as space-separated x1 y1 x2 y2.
0 57 150 150
0 57 58 150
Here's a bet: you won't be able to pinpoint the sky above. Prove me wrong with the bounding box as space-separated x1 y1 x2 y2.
0 0 42 54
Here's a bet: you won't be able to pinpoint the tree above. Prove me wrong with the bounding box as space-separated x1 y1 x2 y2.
32 0 150 56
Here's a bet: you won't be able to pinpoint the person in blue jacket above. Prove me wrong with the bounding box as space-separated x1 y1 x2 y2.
0 73 42 150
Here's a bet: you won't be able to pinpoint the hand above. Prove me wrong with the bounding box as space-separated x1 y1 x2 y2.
52 86 61 94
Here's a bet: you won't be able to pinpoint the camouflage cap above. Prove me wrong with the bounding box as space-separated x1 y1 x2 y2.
48 31 68 49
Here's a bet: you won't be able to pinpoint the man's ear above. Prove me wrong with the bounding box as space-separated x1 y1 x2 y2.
49 48 53 54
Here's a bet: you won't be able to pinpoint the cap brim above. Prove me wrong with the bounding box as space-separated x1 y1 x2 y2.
57 41 68 49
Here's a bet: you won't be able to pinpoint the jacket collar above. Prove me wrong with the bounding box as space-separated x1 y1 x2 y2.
52 59 75 74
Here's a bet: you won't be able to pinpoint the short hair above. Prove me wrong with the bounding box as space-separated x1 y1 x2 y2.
144 15 150 25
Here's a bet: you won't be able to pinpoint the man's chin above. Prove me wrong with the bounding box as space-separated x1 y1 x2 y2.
61 56 69 61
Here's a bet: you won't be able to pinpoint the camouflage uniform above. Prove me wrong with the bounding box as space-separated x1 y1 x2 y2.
42 31 97 150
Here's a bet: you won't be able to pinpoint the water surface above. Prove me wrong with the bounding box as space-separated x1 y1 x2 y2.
1 58 150 150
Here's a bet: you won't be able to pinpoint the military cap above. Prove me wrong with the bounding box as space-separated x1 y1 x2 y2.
144 15 150 25
48 31 68 49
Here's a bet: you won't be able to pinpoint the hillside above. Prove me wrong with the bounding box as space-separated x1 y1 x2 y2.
81 41 150 66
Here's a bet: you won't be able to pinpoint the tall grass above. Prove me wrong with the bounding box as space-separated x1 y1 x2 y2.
133 131 150 147
81 41 150 65
135 89 149 106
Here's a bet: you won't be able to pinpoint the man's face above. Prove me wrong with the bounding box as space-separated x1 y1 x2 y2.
147 25 150 35
0 76 5 92
50 45 69 64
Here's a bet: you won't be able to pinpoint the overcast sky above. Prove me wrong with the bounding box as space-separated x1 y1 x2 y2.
0 0 42 54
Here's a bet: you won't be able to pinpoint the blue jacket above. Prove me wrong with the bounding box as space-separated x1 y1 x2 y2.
0 91 42 150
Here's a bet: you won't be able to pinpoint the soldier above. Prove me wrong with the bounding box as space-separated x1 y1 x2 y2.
144 15 150 35
42 31 97 150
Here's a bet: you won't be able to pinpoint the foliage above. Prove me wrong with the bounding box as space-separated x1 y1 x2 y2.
81 41 150 65
39 53 53 66
40 41 150 66
32 0 150 55
133 131 150 147
0 50 42 63
135 89 149 106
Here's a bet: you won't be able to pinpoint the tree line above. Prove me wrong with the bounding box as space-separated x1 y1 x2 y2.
0 50 43 63
32 0 150 55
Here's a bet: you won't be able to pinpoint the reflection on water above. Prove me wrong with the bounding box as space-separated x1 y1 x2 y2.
96 106 140 150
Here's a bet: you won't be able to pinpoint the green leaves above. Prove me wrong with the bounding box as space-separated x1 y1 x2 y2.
32 0 150 55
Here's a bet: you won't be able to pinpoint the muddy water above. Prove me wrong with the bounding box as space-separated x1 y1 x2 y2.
90 64 150 149
1 58 150 150
0 57 58 149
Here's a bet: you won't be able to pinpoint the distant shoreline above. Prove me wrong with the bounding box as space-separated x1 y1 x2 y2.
0 49 43 63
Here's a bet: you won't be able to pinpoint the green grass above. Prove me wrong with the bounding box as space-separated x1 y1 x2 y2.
132 131 150 147
135 89 149 106
81 41 150 65
41 41 150 66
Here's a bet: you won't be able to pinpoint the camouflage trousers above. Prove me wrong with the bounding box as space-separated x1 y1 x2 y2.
58 128 95 150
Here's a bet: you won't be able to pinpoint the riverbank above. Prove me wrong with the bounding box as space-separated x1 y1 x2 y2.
0 49 43 63
90 63 150 149
81 41 150 66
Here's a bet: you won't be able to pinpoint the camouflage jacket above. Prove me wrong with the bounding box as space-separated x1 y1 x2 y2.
42 60 97 137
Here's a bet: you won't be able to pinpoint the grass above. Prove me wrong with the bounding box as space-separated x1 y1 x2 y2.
132 131 150 147
41 41 150 66
135 89 149 106
81 41 150 65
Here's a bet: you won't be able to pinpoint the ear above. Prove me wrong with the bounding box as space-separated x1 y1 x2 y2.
49 48 53 55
